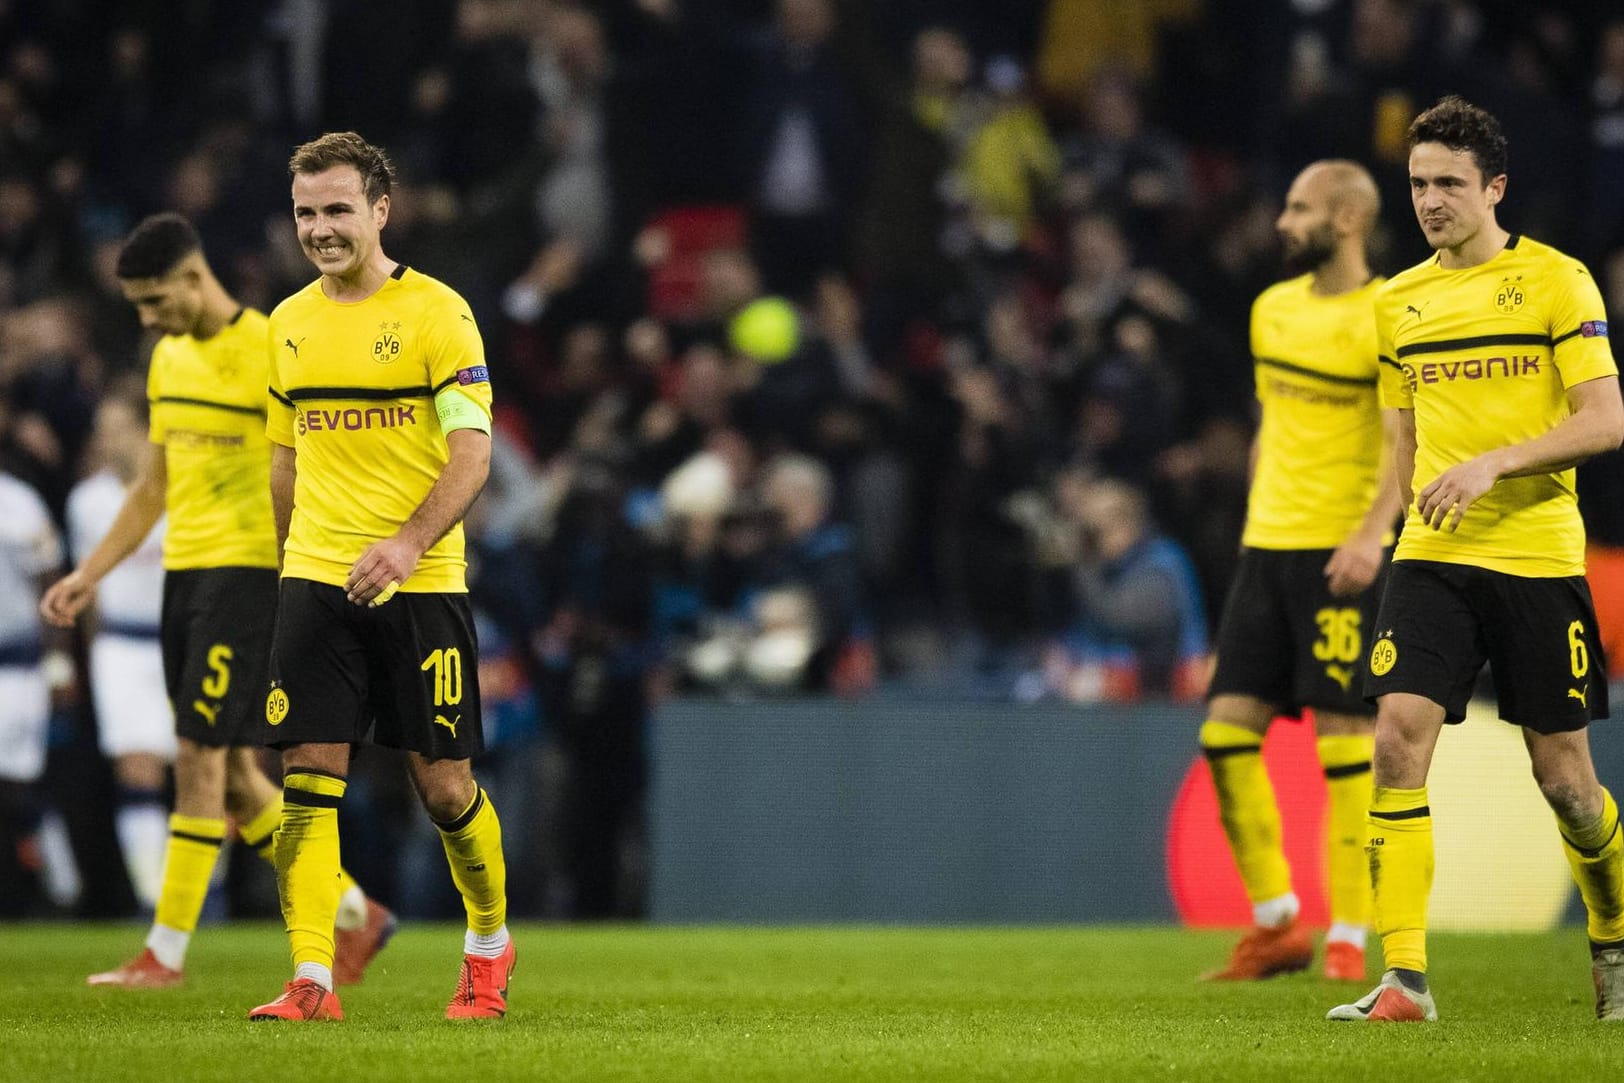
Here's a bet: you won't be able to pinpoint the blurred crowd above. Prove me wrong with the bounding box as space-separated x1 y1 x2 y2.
7 0 1624 917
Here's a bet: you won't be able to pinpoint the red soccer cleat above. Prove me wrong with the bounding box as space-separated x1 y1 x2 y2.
1201 921 1314 981
86 949 183 988
248 978 344 1021
333 897 397 985
445 939 516 1020
1323 940 1367 982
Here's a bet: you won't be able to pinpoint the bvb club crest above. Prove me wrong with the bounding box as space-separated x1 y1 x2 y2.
266 685 290 725
1494 278 1525 314
1370 635 1398 677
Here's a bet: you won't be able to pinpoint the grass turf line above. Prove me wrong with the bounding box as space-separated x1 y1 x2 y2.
3 923 1623 1082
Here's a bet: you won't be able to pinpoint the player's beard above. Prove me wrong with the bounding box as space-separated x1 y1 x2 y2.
1280 223 1337 277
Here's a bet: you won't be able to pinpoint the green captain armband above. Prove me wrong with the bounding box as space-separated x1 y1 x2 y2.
434 385 491 435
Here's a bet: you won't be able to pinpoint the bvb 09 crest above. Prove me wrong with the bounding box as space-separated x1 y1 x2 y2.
1495 279 1525 314
373 331 402 363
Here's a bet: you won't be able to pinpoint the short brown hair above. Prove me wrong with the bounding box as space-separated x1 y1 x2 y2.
288 131 396 204
1408 95 1507 182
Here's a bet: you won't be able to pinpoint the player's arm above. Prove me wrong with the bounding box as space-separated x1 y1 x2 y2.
1418 375 1624 532
270 443 296 569
39 443 167 627
1323 408 1405 597
1392 406 1416 514
345 427 491 605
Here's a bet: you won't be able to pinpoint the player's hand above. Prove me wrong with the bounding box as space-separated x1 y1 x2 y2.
1417 456 1501 533
1323 536 1382 598
345 536 421 606
39 570 94 627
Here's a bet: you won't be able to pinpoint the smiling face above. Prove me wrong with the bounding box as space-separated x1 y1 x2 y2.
1408 141 1504 254
291 164 389 284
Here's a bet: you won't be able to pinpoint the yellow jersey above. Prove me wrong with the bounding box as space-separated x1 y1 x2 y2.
1377 234 1617 576
267 265 492 593
147 308 279 571
1243 273 1387 549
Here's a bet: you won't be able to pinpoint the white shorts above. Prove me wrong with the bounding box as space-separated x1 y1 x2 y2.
0 666 49 782
91 635 176 760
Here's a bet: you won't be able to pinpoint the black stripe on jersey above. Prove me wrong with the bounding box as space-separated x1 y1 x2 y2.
283 385 433 402
390 264 409 280
1378 355 1403 370
432 373 461 393
154 395 265 417
1371 805 1430 821
1395 333 1552 359
1255 357 1377 387
269 386 294 408
1506 234 1521 250
1552 326 1589 347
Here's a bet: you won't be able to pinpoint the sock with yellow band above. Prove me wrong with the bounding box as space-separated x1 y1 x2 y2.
241 792 367 931
1369 784 1432 975
276 771 347 987
1318 733 1375 939
148 814 227 970
1558 787 1624 947
436 788 509 952
1201 720 1296 925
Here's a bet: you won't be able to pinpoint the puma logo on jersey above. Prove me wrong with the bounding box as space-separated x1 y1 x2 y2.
434 713 461 739
284 337 306 357
193 700 219 726
1569 686 1588 709
1325 665 1355 693
1402 303 1428 324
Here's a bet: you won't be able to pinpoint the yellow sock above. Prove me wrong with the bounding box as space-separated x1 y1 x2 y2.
241 792 361 904
1558 787 1624 945
1201 720 1292 907
277 771 347 970
153 814 226 934
437 788 507 934
1369 785 1432 973
1318 734 1375 931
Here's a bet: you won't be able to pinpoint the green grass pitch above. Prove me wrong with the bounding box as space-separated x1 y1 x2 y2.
3 923 1623 1081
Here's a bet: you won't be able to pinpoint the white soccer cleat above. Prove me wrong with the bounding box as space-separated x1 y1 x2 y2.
1326 969 1437 1022
1595 948 1624 1021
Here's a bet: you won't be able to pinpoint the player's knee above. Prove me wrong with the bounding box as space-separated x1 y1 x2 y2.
1205 694 1273 733
173 740 227 799
416 770 477 823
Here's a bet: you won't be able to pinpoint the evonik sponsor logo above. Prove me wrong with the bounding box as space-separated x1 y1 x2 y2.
1401 355 1542 390
295 404 418 434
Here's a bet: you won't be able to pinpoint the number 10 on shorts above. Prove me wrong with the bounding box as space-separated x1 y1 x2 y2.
421 647 464 706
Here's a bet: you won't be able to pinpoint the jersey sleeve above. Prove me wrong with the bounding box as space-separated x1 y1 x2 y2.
423 293 493 422
265 315 295 447
1374 291 1411 409
1549 261 1618 388
1247 294 1267 404
146 343 168 443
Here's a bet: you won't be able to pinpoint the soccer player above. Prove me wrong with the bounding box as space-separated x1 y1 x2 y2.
67 385 171 909
41 213 394 988
248 132 511 1023
1329 96 1624 1023
1200 160 1401 983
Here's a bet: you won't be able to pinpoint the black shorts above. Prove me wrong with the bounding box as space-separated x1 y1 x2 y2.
1364 559 1609 732
261 578 483 758
161 567 279 747
1208 546 1388 717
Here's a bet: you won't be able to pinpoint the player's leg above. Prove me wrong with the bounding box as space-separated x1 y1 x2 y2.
226 747 394 984
87 736 228 986
1313 710 1375 980
373 591 510 1017
1199 550 1309 979
407 753 514 1019
250 580 363 1021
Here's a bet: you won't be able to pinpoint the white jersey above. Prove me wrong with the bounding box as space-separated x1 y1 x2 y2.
0 472 56 783
0 472 59 657
67 471 165 634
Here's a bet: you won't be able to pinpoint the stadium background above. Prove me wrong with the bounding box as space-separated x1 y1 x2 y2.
2 0 1623 930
